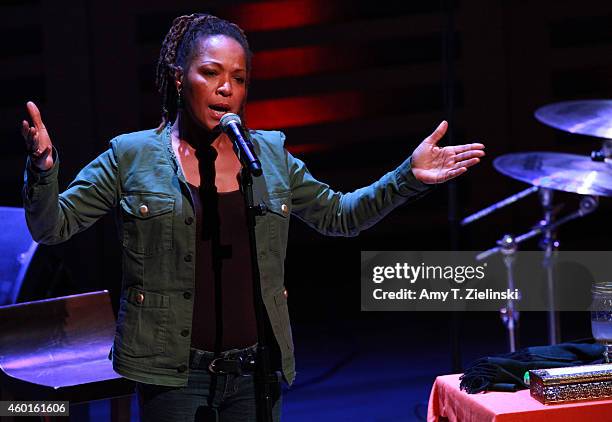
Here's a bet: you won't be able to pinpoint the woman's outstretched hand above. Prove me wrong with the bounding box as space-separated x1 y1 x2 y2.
21 101 54 171
411 120 485 184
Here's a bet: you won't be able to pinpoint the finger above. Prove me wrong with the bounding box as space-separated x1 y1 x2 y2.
21 120 30 139
31 132 49 159
445 167 467 181
423 120 448 145
26 101 45 130
454 157 480 169
28 127 39 151
453 143 485 154
454 150 485 162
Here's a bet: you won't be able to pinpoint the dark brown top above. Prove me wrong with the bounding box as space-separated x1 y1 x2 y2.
187 183 257 352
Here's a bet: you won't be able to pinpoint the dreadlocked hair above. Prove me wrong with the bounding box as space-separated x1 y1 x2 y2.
155 13 252 131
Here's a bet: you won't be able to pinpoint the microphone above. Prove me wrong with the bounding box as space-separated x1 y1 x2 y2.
219 113 262 177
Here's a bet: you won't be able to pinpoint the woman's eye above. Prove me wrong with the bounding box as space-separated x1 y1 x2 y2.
203 69 217 76
234 77 245 84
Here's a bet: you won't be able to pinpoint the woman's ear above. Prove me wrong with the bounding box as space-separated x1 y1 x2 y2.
174 68 183 92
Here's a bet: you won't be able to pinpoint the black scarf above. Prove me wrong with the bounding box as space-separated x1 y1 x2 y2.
459 341 605 394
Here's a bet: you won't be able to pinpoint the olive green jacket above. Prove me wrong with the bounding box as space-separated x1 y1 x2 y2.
23 128 431 387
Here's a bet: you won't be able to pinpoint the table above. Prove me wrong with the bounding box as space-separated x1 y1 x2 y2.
427 374 612 422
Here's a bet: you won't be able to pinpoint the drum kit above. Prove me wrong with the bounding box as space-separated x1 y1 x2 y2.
462 99 612 352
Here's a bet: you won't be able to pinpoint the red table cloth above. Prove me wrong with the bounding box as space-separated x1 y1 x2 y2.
428 374 612 421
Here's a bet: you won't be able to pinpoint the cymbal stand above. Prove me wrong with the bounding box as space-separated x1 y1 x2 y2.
500 234 519 352
461 187 539 226
538 189 560 345
590 139 612 162
476 195 598 352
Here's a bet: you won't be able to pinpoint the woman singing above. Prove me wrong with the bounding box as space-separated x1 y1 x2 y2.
21 13 484 422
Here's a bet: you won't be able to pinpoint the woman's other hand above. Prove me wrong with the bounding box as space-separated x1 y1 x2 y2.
21 101 54 171
411 121 485 184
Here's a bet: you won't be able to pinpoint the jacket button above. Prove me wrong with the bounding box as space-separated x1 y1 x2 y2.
135 293 145 304
283 289 288 298
281 204 288 214
177 364 187 373
139 204 149 216
181 329 190 337
185 216 194 225
183 291 192 299
184 254 192 262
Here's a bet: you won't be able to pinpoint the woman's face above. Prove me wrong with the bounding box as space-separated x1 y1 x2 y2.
179 35 247 131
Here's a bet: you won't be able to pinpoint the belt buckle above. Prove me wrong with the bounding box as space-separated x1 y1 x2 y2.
208 356 242 375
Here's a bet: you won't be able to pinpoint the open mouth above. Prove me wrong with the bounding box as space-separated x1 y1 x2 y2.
209 104 231 113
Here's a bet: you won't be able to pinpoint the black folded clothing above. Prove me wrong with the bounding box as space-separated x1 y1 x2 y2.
459 341 605 394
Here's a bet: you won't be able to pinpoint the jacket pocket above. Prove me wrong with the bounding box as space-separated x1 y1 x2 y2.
120 192 174 256
265 192 291 256
115 287 169 357
272 290 294 353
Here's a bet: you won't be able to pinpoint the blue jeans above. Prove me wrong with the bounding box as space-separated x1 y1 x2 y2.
136 346 282 422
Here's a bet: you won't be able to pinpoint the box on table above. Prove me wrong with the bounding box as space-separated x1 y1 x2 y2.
530 363 612 404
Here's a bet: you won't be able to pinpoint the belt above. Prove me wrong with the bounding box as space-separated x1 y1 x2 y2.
189 344 257 375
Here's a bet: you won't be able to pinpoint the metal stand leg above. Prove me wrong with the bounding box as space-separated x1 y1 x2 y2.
539 189 560 345
500 235 519 353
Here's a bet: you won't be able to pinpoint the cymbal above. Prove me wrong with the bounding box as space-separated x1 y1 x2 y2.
535 100 612 139
494 152 612 197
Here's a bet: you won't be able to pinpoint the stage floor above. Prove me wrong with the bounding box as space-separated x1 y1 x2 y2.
73 312 591 421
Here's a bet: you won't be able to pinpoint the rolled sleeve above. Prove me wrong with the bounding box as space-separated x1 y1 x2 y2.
393 155 434 198
23 147 60 203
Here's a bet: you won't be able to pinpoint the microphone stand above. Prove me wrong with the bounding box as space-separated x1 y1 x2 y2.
239 163 275 422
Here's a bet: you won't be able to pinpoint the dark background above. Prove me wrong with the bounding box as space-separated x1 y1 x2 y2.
3 0 612 371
